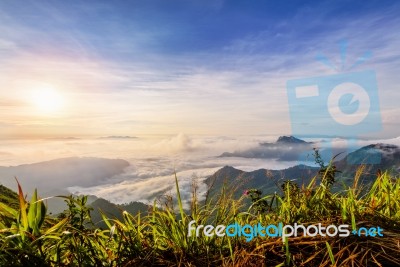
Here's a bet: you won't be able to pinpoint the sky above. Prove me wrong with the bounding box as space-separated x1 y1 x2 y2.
1 0 400 138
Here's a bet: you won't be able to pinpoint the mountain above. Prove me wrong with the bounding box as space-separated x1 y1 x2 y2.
205 165 319 199
336 143 400 184
0 183 149 229
219 135 312 161
0 184 19 209
0 157 130 215
272 135 311 145
0 157 129 194
209 143 400 199
89 198 149 228
100 136 137 139
45 190 100 215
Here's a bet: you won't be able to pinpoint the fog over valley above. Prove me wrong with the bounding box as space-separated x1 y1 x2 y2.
1 134 399 208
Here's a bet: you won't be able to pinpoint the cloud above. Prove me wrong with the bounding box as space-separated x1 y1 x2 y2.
1 9 399 137
99 136 137 139
68 167 217 207
152 133 198 152
0 135 399 209
0 151 14 164
64 135 400 207
0 136 297 206
220 142 313 161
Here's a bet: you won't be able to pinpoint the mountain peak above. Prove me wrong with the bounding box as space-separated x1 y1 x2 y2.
364 143 399 152
340 143 400 167
219 165 240 172
213 166 243 177
348 143 399 158
276 136 308 144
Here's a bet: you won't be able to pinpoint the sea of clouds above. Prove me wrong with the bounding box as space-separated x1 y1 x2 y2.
0 134 399 206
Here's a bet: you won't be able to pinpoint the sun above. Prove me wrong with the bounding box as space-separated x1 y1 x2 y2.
31 87 64 113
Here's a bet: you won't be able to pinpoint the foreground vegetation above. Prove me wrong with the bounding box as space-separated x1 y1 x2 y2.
0 163 399 266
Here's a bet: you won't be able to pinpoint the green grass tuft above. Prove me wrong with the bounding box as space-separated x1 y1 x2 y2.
0 168 399 266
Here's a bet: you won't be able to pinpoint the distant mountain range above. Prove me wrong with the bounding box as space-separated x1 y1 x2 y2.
205 164 319 199
1 137 399 219
209 140 400 198
0 157 130 214
336 143 400 183
0 157 148 225
99 136 137 139
0 157 129 192
219 135 313 161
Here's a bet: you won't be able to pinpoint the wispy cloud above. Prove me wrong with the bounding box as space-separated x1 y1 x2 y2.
0 1 399 137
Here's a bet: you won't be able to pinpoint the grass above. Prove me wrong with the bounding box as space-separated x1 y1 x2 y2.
0 166 399 266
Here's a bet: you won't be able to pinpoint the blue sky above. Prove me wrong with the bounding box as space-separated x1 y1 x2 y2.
0 0 399 138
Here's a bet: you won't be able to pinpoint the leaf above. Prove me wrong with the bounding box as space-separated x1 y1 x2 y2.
38 198 47 228
44 218 68 235
15 178 28 232
27 189 47 236
174 173 185 224
99 210 113 229
28 189 38 234
0 202 17 217
326 241 336 265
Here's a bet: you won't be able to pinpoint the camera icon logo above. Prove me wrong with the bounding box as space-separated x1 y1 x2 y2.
286 41 382 166
287 70 381 138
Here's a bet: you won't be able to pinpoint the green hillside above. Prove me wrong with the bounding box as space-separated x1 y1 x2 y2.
0 184 19 209
90 198 149 228
207 144 400 202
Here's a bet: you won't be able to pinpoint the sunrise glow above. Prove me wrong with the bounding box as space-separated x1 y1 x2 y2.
30 86 64 113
